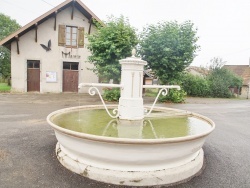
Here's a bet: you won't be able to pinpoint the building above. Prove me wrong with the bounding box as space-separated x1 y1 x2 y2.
185 66 208 77
223 65 250 99
143 69 158 85
0 0 102 93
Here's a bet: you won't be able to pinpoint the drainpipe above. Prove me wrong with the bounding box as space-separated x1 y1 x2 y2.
247 59 250 99
247 83 250 99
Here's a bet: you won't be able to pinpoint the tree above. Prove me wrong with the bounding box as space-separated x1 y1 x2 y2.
206 57 242 98
0 48 11 80
139 21 199 84
208 57 226 70
207 68 242 98
0 14 21 83
87 16 138 83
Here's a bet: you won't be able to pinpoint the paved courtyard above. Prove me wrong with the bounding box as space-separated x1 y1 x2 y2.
0 93 250 188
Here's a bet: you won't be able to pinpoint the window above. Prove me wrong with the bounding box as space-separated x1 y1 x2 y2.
58 25 84 48
66 26 77 47
63 62 78 70
27 60 40 69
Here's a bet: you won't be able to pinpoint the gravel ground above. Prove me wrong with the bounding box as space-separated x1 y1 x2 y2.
0 93 250 188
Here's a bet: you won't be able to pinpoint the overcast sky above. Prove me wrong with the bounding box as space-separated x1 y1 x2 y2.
1 0 250 67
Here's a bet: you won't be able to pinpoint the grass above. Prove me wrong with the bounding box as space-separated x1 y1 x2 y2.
144 88 158 97
0 83 11 92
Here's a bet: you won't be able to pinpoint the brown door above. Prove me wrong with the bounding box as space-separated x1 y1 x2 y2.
63 62 79 92
27 60 40 92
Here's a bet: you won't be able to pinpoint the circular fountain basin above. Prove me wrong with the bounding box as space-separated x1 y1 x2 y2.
47 105 215 186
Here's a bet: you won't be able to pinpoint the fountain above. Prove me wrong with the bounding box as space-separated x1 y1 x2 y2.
47 50 215 186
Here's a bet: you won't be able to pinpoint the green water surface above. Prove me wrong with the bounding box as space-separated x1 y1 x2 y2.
52 109 212 139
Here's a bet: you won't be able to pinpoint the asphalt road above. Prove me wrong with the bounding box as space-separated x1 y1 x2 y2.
0 93 250 188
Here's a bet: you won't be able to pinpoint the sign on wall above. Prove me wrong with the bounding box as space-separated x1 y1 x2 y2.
46 71 57 83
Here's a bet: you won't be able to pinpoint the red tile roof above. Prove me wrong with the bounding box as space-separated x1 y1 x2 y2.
186 66 208 76
223 65 250 86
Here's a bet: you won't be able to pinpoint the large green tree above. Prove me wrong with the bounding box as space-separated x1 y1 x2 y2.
87 16 138 83
0 13 21 83
139 21 199 84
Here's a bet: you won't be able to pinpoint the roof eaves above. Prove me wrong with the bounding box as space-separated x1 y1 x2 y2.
0 0 103 47
224 65 250 85
75 0 103 25
0 0 72 47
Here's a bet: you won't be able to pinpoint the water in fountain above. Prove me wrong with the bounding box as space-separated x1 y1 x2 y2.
52 108 211 139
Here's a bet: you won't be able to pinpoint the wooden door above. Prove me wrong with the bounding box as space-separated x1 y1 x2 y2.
27 60 40 92
63 62 79 92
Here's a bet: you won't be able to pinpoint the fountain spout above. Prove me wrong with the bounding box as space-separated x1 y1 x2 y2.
118 53 147 120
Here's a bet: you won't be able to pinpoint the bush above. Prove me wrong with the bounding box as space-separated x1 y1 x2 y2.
182 74 210 97
207 78 232 98
102 87 186 103
206 68 242 98
158 88 186 103
103 88 120 101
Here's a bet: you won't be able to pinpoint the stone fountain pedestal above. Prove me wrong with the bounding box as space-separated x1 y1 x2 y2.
56 142 204 186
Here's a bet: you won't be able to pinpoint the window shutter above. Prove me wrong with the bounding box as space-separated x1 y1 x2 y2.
58 25 66 46
78 27 84 48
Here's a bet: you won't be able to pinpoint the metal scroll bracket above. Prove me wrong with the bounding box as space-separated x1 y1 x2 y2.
88 86 119 118
143 85 180 117
144 88 168 117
